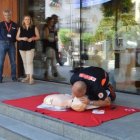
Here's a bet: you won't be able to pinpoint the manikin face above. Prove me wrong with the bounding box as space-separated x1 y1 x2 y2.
3 12 11 22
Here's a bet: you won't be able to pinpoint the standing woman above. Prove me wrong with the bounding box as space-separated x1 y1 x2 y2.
43 17 58 79
16 15 40 84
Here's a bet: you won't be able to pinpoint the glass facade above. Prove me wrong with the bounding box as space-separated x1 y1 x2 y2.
22 0 140 94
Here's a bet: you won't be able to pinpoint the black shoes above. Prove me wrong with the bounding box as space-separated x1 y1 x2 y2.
53 72 58 77
58 61 64 66
0 77 3 83
0 77 18 83
44 71 58 80
12 78 18 82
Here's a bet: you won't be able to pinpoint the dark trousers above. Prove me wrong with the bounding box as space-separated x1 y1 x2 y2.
0 41 16 80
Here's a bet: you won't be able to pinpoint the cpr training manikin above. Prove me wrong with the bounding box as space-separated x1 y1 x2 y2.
37 94 99 112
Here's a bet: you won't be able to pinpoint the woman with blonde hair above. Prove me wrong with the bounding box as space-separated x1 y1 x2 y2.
16 15 40 84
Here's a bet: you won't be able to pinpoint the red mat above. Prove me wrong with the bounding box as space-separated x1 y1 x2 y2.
3 93 140 127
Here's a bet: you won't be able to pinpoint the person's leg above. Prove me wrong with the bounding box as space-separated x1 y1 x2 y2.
19 50 29 82
26 49 35 84
7 42 16 81
55 48 63 66
108 83 116 101
50 48 58 77
55 49 59 62
104 72 116 101
44 47 51 80
44 58 51 80
0 42 7 82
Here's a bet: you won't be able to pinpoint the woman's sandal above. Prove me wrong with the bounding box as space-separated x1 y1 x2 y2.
29 79 35 85
21 77 29 83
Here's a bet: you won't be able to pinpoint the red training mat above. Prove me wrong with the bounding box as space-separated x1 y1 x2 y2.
2 93 140 127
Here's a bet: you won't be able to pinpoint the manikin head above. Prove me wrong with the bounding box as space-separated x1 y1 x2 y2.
42 81 88 112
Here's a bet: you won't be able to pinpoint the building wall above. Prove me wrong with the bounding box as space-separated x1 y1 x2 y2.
0 0 18 77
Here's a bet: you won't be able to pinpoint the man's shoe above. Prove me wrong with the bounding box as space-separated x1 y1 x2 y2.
12 78 18 82
53 72 58 77
59 61 64 66
44 71 48 77
0 77 3 83
21 77 29 83
45 75 53 81
44 71 55 80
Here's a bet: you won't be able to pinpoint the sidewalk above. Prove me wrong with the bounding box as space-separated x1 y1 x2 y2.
0 79 140 140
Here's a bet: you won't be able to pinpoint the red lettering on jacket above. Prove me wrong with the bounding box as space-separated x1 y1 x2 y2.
79 73 96 82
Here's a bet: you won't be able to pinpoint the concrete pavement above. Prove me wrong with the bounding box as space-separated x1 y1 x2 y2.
0 79 140 140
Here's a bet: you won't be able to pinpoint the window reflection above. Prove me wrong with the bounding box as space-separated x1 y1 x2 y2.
26 0 140 94
80 0 140 93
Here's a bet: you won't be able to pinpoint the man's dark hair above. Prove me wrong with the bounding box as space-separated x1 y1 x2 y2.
51 14 58 18
45 17 53 23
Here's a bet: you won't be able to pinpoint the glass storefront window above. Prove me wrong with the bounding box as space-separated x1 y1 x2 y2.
21 0 140 94
80 0 140 94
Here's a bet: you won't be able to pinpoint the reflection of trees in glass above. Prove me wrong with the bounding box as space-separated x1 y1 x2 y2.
94 17 115 41
81 33 95 46
59 0 136 47
94 14 137 41
59 29 71 46
120 14 137 31
93 0 135 43
102 0 133 17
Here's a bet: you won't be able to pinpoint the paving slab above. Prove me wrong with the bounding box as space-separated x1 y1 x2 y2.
0 80 140 140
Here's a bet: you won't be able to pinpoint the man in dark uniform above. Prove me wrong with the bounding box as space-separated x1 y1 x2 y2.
70 66 116 107
0 9 18 83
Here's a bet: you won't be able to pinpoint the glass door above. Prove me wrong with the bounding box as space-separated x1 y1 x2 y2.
20 0 140 94
80 0 140 94
44 0 80 83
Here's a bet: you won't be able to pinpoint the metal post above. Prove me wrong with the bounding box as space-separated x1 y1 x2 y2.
114 0 120 69
79 0 82 67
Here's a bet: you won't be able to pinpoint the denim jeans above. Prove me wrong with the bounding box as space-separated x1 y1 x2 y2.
0 41 16 80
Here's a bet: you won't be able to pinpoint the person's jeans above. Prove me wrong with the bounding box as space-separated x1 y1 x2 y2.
0 41 16 80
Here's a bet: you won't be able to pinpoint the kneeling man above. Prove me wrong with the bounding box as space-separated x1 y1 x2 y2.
70 66 116 107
